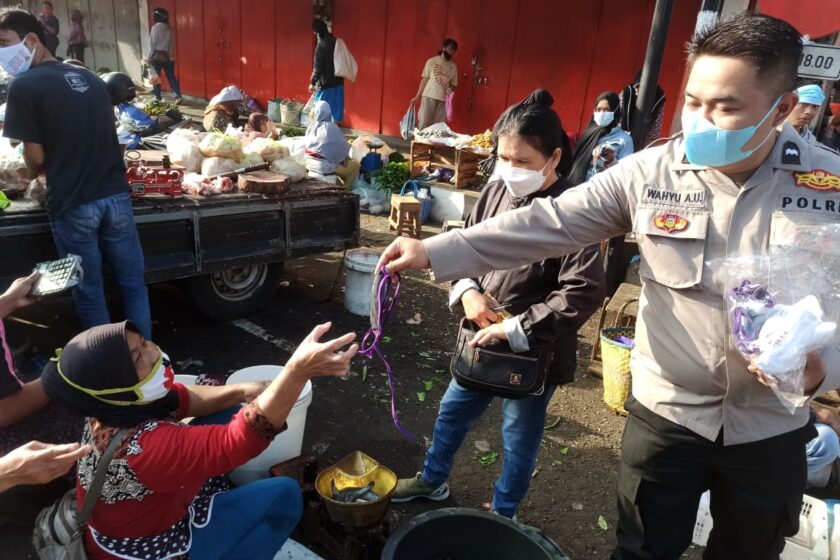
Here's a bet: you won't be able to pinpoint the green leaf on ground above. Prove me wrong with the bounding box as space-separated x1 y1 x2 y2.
560 447 569 455
416 391 426 403
361 364 368 383
597 515 609 531
382 336 392 343
418 351 431 358
479 451 499 466
423 380 434 391
411 331 420 337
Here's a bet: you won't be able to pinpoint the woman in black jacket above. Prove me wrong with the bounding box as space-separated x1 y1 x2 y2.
391 89 605 519
309 19 345 121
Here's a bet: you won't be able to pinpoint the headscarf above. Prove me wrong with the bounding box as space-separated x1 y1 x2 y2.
619 70 666 139
568 91 621 185
41 321 180 428
208 85 243 108
304 100 349 164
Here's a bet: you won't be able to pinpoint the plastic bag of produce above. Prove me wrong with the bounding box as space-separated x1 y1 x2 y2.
270 157 306 182
166 129 204 173
225 124 248 142
279 136 307 162
267 98 282 123
244 137 289 162
199 132 244 160
237 152 264 169
201 156 239 178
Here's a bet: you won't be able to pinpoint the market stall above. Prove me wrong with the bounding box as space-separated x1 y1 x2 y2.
409 125 491 189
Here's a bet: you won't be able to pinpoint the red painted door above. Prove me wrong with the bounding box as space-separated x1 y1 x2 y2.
460 0 520 134
275 0 313 103
380 0 450 136
333 0 388 128
203 0 243 100
444 0 480 133
172 0 206 99
240 0 276 106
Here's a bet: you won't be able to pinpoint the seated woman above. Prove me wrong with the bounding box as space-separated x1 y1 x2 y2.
0 273 87 526
304 100 350 184
244 112 278 140
42 320 358 560
203 85 243 132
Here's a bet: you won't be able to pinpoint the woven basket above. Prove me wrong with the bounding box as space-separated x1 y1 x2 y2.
600 299 637 415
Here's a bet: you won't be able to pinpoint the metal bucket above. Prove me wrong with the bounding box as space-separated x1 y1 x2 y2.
315 451 397 528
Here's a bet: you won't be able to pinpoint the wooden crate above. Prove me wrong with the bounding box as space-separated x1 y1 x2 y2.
410 140 482 189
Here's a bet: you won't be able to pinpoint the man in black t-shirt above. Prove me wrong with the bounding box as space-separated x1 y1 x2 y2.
0 9 151 339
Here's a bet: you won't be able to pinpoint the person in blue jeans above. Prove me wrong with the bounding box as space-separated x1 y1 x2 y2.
146 7 181 103
806 401 840 490
391 89 605 519
0 9 152 338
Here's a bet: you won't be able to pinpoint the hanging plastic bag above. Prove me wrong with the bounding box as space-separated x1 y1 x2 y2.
399 104 416 140
445 92 454 122
709 225 840 413
333 38 358 82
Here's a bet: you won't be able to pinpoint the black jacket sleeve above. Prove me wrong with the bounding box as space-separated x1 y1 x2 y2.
519 245 605 344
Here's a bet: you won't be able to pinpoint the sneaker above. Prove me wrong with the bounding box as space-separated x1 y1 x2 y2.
390 472 449 503
173 97 183 106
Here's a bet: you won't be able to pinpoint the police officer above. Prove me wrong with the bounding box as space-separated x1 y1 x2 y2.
378 13 840 560
786 84 826 144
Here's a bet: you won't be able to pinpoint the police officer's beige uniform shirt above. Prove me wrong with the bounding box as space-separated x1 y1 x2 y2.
424 123 840 445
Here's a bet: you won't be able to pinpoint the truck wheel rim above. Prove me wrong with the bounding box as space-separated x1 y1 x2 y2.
209 265 268 302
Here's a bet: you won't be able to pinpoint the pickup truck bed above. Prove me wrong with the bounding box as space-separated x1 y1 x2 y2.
1 180 359 319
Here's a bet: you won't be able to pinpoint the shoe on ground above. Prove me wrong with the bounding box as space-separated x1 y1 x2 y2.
391 472 449 503
173 97 183 106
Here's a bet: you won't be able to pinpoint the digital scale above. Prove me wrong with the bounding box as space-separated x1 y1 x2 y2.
30 255 83 297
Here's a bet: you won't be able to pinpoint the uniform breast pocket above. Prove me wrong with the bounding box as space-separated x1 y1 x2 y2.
632 207 710 289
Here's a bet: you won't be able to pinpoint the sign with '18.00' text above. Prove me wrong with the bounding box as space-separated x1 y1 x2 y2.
798 44 840 80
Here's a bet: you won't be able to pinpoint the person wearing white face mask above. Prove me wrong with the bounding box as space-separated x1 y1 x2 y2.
378 13 840 559
568 91 635 185
0 8 152 341
390 89 605 519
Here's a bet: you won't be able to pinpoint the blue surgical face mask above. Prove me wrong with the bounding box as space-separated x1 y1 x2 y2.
593 110 614 128
681 97 781 168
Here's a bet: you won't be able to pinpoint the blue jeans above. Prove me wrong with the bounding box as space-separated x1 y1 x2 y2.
49 192 151 339
152 60 181 99
189 405 302 559
422 378 557 518
806 422 840 487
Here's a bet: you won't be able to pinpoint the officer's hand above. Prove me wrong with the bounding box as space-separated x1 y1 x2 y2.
747 350 827 394
376 238 430 281
461 289 498 329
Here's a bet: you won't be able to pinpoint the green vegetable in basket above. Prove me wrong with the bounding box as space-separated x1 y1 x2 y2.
281 126 305 137
372 161 410 193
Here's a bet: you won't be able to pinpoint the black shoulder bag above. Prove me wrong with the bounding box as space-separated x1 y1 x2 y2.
450 318 553 399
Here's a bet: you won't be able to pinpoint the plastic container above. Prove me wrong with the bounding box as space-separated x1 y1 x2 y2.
382 508 570 560
226 365 313 485
315 451 397 528
344 249 380 316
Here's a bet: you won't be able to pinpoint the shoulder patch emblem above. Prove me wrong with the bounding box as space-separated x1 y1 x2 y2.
781 141 801 165
653 213 689 233
794 169 840 192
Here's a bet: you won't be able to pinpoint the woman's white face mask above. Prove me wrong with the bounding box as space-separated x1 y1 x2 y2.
495 158 551 198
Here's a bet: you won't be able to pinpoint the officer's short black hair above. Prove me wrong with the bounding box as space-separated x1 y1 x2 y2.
0 8 46 45
443 38 458 50
687 12 802 96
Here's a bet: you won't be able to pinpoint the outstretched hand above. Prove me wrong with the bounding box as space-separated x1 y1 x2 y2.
287 322 358 380
376 238 430 281
0 272 41 317
0 441 91 491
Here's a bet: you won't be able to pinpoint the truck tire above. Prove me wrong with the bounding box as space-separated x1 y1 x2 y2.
188 262 283 320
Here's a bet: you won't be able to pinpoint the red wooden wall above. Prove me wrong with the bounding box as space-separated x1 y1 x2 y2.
149 0 701 138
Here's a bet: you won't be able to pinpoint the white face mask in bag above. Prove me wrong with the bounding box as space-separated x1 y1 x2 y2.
0 41 34 76
495 160 551 198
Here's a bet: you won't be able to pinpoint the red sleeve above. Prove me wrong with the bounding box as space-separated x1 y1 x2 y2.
130 401 285 493
170 383 190 420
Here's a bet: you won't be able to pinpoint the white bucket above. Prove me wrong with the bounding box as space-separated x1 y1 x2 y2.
344 249 380 316
226 365 313 486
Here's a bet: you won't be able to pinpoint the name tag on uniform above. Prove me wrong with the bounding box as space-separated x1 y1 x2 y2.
641 185 706 209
